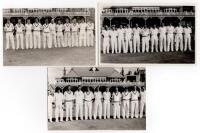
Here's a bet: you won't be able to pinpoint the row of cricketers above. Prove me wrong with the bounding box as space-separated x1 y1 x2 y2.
102 23 193 54
48 85 146 122
4 18 95 50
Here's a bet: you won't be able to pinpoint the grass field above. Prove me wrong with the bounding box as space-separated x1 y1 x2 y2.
4 46 95 66
48 117 146 130
101 51 195 64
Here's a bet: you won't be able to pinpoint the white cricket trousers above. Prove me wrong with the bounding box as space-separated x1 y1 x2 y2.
184 34 191 51
111 38 117 54
103 37 110 54
103 100 110 119
159 34 166 52
175 34 183 51
72 32 78 47
139 101 146 118
33 31 41 49
65 101 73 121
113 102 120 119
25 32 33 49
118 37 125 53
57 32 64 47
50 32 57 48
122 100 130 119
125 37 132 53
93 100 102 119
55 104 63 122
75 102 83 120
79 30 86 47
131 100 139 118
142 36 149 52
16 33 24 49
5 32 15 50
84 101 92 120
87 30 94 46
133 35 140 53
167 34 174 52
43 32 51 49
64 32 71 47
151 36 158 52
48 103 53 122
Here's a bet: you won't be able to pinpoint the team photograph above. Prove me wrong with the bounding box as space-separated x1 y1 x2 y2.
48 67 146 130
100 5 195 64
3 8 95 66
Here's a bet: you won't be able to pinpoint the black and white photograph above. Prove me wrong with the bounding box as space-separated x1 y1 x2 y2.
47 67 146 130
3 8 95 66
100 5 195 64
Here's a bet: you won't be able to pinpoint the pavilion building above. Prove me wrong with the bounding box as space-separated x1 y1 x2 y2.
54 67 145 88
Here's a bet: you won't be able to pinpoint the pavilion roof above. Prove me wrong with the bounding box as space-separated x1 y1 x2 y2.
63 67 123 78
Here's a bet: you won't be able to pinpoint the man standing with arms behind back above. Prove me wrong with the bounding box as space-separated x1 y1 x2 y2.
122 87 131 119
71 18 79 47
183 23 192 51
117 25 125 53
54 87 64 122
56 19 64 48
49 19 57 48
133 24 141 53
175 23 184 51
15 19 25 50
25 19 33 49
125 24 133 53
64 86 74 121
93 86 103 120
86 20 95 47
150 25 159 52
139 86 146 118
103 87 111 119
167 23 175 52
79 19 87 47
74 85 84 120
48 90 54 123
159 23 167 52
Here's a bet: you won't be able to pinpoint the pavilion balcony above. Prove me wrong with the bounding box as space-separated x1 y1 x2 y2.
101 8 194 17
3 8 90 17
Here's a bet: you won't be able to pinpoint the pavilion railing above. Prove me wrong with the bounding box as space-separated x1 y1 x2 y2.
54 81 146 87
